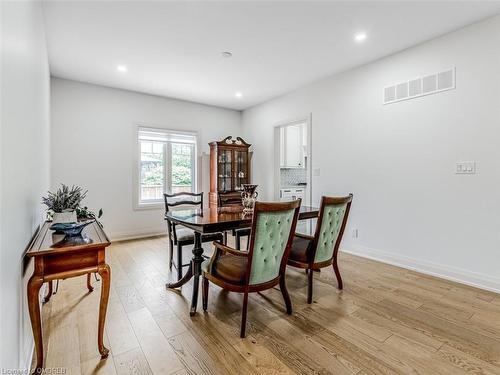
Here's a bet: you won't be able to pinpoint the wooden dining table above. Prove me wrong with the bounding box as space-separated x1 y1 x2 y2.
165 205 319 315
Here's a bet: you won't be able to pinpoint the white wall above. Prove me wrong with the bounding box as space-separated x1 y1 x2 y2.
0 1 51 370
242 16 500 292
50 78 241 240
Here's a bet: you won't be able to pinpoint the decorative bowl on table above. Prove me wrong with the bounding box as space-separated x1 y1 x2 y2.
49 220 94 236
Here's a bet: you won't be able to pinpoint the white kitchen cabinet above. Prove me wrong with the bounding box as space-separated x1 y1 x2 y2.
285 125 301 167
280 123 307 168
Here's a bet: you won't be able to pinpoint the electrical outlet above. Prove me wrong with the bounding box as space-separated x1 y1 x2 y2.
456 161 476 174
352 228 358 239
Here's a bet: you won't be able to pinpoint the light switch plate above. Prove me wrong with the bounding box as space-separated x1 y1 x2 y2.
456 161 476 174
313 168 320 177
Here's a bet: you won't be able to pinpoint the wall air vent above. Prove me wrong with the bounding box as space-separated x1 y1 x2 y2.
384 68 455 105
396 82 409 100
384 86 396 102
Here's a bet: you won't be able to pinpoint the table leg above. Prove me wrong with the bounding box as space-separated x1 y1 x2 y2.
166 263 193 288
165 231 204 316
97 264 110 359
166 231 203 290
28 275 44 373
43 280 53 303
189 232 203 316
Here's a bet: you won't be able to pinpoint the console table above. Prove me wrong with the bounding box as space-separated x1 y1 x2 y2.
25 220 111 373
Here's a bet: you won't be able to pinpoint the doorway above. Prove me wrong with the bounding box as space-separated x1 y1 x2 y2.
273 115 313 232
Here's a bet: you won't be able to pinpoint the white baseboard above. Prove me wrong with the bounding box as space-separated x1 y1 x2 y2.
342 246 500 294
110 229 166 242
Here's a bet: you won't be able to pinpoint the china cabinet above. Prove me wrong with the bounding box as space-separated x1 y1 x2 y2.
209 136 251 207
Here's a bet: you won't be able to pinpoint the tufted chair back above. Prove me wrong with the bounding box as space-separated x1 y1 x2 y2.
312 195 353 264
247 200 301 285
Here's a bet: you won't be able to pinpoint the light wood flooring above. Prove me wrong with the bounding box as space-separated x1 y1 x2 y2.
34 236 500 374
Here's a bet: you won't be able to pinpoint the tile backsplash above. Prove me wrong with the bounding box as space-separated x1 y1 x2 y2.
280 168 307 186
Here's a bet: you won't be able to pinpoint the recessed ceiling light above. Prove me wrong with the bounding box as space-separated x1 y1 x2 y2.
221 51 233 58
354 32 367 42
117 64 128 72
235 92 242 98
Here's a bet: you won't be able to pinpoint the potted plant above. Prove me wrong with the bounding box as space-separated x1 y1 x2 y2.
42 184 87 223
76 206 103 226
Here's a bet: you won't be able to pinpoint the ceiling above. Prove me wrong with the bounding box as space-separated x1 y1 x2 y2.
42 1 500 110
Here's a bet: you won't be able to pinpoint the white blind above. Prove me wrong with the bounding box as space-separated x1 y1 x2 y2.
138 127 196 144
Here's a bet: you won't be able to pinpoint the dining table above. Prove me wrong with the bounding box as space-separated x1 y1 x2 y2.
165 205 319 315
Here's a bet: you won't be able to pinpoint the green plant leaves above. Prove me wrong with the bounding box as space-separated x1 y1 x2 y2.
42 184 87 212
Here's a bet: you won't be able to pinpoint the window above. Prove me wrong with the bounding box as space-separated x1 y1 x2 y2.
137 127 196 206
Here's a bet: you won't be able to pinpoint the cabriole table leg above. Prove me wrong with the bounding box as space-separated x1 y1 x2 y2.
28 274 44 373
97 263 111 358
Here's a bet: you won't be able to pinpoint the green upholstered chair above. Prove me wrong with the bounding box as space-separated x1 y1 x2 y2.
202 200 301 338
287 195 353 303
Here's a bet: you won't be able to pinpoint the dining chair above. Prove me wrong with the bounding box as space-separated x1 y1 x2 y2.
217 191 251 250
287 194 353 304
202 199 301 338
164 192 223 281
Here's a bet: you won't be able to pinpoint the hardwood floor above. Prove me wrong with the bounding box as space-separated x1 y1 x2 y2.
34 236 500 374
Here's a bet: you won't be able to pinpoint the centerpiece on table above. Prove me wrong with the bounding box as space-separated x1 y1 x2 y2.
42 184 103 236
241 184 258 213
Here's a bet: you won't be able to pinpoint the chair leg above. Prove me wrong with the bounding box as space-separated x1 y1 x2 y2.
177 244 183 281
235 232 241 250
86 273 94 292
43 281 53 303
240 292 249 338
223 231 228 245
202 277 209 311
307 267 314 304
333 258 343 290
168 238 174 269
279 275 292 314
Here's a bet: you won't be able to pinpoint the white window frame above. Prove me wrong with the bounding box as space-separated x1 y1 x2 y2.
133 124 198 210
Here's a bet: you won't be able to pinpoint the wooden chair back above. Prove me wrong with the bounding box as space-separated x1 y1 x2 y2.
164 192 203 243
217 191 242 207
164 192 203 213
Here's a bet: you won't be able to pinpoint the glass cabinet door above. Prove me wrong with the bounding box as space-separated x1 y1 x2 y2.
234 149 248 191
217 149 232 191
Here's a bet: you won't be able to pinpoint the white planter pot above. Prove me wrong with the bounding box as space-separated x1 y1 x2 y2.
53 211 77 223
